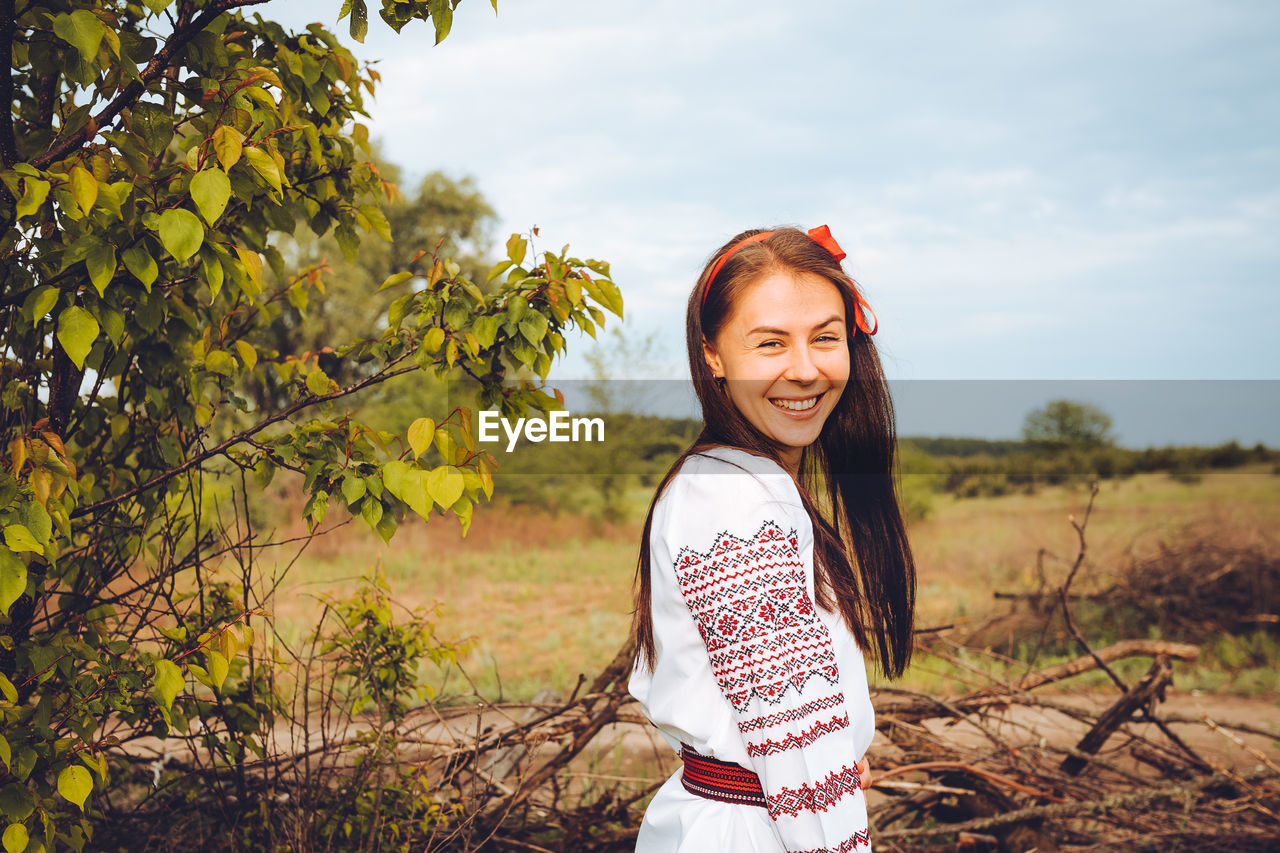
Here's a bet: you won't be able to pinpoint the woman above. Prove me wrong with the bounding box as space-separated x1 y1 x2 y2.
628 226 916 852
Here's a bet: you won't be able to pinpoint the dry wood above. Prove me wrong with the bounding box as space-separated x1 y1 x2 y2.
1061 655 1172 775
1014 639 1197 691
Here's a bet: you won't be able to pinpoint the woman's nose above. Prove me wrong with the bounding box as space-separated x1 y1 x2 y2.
783 344 820 384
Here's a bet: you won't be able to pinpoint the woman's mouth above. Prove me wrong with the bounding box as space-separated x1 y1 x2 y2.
769 392 823 413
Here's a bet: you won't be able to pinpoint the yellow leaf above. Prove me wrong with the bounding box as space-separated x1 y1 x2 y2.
205 649 228 691
306 369 332 396
233 340 257 370
422 328 445 354
408 417 434 459
235 247 263 288
70 165 97 216
212 125 243 171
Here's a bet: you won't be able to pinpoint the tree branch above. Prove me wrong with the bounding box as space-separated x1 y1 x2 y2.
876 766 1280 841
32 0 272 169
69 358 418 520
0 0 18 167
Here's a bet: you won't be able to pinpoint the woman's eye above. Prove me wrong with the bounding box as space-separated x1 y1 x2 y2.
815 334 841 343
756 340 782 349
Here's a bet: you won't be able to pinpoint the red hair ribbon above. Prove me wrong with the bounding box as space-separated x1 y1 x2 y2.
701 225 878 336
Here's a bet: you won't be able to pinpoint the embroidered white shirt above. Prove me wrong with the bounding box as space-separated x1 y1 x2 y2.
630 447 875 852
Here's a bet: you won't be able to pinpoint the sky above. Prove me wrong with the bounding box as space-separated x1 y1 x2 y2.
268 1 1280 444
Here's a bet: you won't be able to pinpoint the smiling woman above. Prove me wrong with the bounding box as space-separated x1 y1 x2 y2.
701 269 850 472
628 226 915 852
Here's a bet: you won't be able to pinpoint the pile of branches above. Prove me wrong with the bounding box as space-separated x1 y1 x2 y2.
100 488 1280 851
867 638 1280 852
986 526 1279 647
386 636 1280 852
1109 536 1279 640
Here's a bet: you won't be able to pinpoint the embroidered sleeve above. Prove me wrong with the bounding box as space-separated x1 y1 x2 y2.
672 488 871 852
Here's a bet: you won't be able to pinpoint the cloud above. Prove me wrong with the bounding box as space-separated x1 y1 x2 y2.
264 0 1279 385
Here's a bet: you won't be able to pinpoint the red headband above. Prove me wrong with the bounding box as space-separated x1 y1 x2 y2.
700 225 878 336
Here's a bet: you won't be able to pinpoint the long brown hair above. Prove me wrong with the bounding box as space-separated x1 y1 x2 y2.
630 227 916 679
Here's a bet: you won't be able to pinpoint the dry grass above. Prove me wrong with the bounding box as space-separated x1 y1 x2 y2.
242 466 1280 702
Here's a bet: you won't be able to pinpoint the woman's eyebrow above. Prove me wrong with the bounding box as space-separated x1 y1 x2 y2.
745 315 845 336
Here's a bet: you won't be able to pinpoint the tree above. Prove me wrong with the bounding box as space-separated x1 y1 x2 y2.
0 0 623 847
1022 399 1115 450
246 153 497 420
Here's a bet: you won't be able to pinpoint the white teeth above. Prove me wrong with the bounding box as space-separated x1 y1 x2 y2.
771 395 820 412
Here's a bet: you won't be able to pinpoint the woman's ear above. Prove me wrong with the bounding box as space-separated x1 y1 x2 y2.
701 337 724 378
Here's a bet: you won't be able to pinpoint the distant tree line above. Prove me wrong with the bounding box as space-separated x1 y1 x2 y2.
486 398 1277 515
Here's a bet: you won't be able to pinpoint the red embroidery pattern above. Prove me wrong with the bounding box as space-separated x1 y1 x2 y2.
679 743 767 808
793 829 871 853
675 520 840 713
739 693 846 733
767 765 863 820
745 713 850 757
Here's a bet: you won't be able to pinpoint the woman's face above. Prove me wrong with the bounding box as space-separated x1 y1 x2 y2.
702 270 850 472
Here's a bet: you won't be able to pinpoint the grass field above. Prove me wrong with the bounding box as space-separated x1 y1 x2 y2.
253 464 1280 703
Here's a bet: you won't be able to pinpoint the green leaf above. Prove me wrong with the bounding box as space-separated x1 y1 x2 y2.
506 233 527 265
211 125 243 171
341 475 366 505
27 286 58 327
408 418 434 459
204 350 236 376
52 10 107 62
57 765 93 812
2 526 40 555
156 208 204 262
20 502 50 544
0 674 15 704
359 204 392 241
131 101 173 155
122 245 159 289
0 548 27 618
204 650 228 692
348 0 368 42
473 315 500 349
1 823 25 853
453 495 473 535
597 277 625 318
85 241 116 297
425 466 464 509
56 306 99 369
429 0 453 43
360 496 383 529
399 470 430 519
379 271 414 292
15 178 49 218
519 311 548 345
0 785 33 822
243 147 282 194
152 659 183 710
506 294 527 323
202 252 224 301
486 259 513 283
190 169 231 225
70 165 97 216
381 460 409 500
388 293 412 329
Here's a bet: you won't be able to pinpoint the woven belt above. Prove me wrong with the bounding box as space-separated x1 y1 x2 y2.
679 743 767 808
